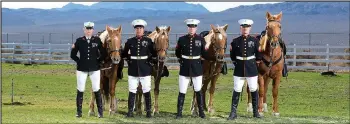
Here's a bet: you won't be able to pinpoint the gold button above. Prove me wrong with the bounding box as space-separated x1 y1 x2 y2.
244 54 246 56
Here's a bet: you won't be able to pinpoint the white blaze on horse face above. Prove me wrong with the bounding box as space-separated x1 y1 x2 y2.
218 34 223 40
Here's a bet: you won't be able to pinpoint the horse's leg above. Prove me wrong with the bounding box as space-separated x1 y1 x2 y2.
272 76 281 116
153 76 161 115
257 74 264 114
191 90 198 116
109 78 117 115
201 78 210 111
263 76 271 113
89 89 96 116
208 74 219 115
247 81 253 112
136 84 143 115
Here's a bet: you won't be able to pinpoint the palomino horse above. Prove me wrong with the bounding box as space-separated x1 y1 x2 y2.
191 24 228 115
134 26 171 115
89 25 124 116
247 11 284 116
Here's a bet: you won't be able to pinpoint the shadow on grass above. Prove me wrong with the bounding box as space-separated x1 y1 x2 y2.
3 102 34 106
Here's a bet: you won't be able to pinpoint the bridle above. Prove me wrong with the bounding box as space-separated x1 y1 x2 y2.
153 33 169 63
211 30 227 62
262 20 283 72
100 35 122 71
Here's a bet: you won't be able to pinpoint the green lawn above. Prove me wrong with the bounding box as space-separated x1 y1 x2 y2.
1 63 349 123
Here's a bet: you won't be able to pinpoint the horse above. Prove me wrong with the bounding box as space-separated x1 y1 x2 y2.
190 24 229 115
134 26 171 115
247 11 284 116
88 25 124 116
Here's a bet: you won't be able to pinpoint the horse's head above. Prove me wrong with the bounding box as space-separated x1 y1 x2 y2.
266 11 282 48
207 24 228 61
104 25 122 64
148 26 171 62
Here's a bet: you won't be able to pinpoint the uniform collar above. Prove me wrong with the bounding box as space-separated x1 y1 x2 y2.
135 35 143 40
241 35 250 39
85 36 92 40
187 33 197 38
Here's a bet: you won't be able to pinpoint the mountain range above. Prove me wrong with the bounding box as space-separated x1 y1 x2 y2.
1 2 349 45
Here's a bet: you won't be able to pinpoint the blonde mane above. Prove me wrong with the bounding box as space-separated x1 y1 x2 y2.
99 30 109 44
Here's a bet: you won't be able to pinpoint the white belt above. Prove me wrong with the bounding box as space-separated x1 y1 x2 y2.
236 55 255 60
130 56 148 59
182 55 200 59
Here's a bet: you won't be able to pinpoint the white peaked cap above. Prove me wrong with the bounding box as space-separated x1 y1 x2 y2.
238 19 254 26
184 19 200 25
84 21 94 27
131 19 147 27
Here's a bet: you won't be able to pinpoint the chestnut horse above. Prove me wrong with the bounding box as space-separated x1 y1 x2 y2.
191 24 228 115
247 11 284 116
134 26 171 115
89 25 124 116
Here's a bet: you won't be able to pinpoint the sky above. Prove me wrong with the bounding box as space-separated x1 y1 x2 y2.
2 2 279 12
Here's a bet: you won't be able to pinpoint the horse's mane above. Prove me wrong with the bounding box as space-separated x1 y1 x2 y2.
259 32 268 52
204 25 227 49
99 30 109 44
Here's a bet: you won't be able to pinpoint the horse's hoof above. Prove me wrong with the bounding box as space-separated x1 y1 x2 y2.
247 103 253 112
208 108 215 115
109 110 115 116
272 112 280 117
191 110 198 116
263 103 268 112
88 111 95 117
152 109 159 115
259 112 264 117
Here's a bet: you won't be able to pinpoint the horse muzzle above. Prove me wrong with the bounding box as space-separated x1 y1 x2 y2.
216 55 225 62
111 57 121 64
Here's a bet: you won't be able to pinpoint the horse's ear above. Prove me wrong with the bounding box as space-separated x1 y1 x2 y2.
210 24 217 31
275 11 283 22
223 24 229 31
106 25 111 33
155 26 161 33
166 26 171 33
117 25 122 33
266 11 272 20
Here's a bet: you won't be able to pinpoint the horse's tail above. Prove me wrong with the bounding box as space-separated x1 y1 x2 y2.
102 78 110 102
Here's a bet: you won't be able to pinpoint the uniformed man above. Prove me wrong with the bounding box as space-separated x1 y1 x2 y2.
121 19 156 118
70 21 106 118
175 19 208 119
227 19 262 120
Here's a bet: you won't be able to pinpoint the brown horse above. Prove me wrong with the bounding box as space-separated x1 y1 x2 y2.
89 25 124 116
247 11 284 116
134 26 171 115
191 24 228 115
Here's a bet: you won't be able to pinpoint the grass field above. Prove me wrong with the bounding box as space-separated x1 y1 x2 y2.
1 63 349 123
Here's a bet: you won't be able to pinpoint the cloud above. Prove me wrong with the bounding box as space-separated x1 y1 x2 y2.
2 2 278 12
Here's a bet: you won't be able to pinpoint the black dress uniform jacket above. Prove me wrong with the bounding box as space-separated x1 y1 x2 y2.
175 34 208 77
71 36 106 72
230 35 262 77
121 36 156 77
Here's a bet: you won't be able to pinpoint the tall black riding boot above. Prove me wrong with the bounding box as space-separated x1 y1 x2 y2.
126 92 136 117
227 91 240 120
195 91 206 119
94 90 104 118
144 91 152 118
76 90 84 118
176 92 185 119
251 90 261 118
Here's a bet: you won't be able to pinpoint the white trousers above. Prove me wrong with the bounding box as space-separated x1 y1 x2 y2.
76 70 100 92
179 75 202 94
233 76 258 92
128 76 151 93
